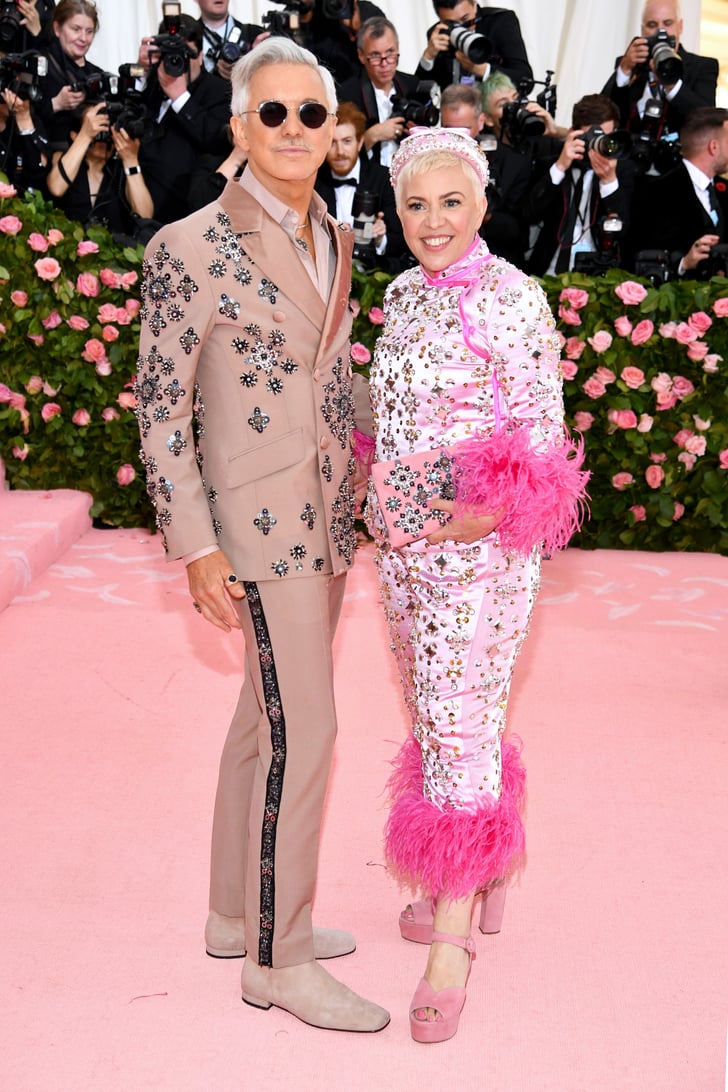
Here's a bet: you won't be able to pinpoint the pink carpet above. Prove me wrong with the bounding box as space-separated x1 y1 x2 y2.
1 506 726 1091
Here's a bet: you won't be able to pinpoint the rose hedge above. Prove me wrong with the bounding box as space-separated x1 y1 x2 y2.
2 188 728 552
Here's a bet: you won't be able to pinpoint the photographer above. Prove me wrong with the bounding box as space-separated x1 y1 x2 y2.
634 107 728 280
34 0 103 150
481 70 566 155
193 0 263 83
601 1 717 139
137 14 231 224
46 99 154 234
523 94 635 276
416 0 531 89
314 99 407 268
440 82 529 266
0 86 49 194
300 0 385 88
337 16 424 168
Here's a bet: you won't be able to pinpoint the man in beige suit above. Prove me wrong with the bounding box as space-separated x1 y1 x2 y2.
135 37 388 1034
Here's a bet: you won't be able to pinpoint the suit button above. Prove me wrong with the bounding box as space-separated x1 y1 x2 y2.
313 368 321 381
320 436 330 450
272 310 286 322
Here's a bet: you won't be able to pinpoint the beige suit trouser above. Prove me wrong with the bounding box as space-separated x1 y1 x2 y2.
209 572 346 968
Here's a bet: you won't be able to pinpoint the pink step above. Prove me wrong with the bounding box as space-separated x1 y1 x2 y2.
0 489 92 611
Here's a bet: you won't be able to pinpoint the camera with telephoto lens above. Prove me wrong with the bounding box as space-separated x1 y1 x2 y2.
573 214 624 276
262 1 309 39
442 19 491 65
148 33 197 78
390 81 440 129
642 28 682 85
629 98 682 175
80 67 151 143
501 77 546 146
579 125 632 160
0 0 21 46
0 51 48 102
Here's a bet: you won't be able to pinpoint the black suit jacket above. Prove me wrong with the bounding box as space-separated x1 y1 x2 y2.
338 70 421 166
523 158 635 276
480 140 532 265
632 161 728 279
314 157 408 269
601 45 718 134
415 5 532 89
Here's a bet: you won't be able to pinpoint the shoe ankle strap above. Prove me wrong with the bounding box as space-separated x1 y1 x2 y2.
430 931 476 953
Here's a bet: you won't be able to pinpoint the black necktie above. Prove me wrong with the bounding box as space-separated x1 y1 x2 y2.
555 171 585 273
331 177 357 187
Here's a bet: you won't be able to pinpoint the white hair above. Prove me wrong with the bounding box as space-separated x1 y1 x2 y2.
230 36 337 116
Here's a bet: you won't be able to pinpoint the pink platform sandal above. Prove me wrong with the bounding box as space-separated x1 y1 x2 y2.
399 879 507 943
409 931 476 1044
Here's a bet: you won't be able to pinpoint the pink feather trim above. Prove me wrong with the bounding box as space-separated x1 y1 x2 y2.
384 736 526 900
352 427 376 477
452 428 590 556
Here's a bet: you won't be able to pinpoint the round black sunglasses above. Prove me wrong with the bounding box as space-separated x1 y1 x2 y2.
241 100 334 130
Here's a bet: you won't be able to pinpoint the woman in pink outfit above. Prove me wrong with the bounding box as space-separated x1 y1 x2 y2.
364 128 587 1043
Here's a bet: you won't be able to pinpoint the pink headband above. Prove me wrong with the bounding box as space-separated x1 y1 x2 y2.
389 127 490 190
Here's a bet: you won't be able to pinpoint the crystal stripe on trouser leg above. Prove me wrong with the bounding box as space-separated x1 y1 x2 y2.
243 581 286 968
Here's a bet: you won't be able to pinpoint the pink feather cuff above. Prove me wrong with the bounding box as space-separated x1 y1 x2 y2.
384 735 526 900
452 427 590 556
352 427 376 477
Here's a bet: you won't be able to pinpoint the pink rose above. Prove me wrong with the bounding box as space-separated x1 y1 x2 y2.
102 324 119 342
615 280 648 305
674 322 698 345
67 314 90 331
621 365 645 389
594 366 616 384
41 402 62 422
651 372 673 395
560 360 578 380
47 228 64 245
12 444 29 461
718 449 728 469
0 215 23 235
673 502 685 521
558 305 582 326
693 415 711 431
0 383 12 402
631 319 654 346
82 337 107 363
651 451 667 462
97 303 119 323
367 307 384 325
630 505 646 523
573 411 594 431
645 465 665 489
659 321 677 339
684 434 707 456
673 429 693 447
27 333 44 346
72 408 91 426
8 390 26 411
25 375 43 395
114 308 132 325
124 299 140 316
614 316 633 337
612 472 634 490
76 240 99 256
672 375 695 400
76 272 99 297
678 452 697 470
99 268 122 288
120 271 138 288
95 358 112 377
588 330 613 354
42 380 58 396
116 464 136 486
656 392 678 411
101 407 120 421
35 257 61 281
350 342 371 364
688 311 712 335
28 232 49 253
11 289 28 307
703 354 721 373
582 377 606 399
687 341 708 362
0 182 17 198
117 391 137 410
637 414 653 433
559 287 590 309
712 297 728 317
42 311 63 330
564 336 586 360
608 409 638 430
